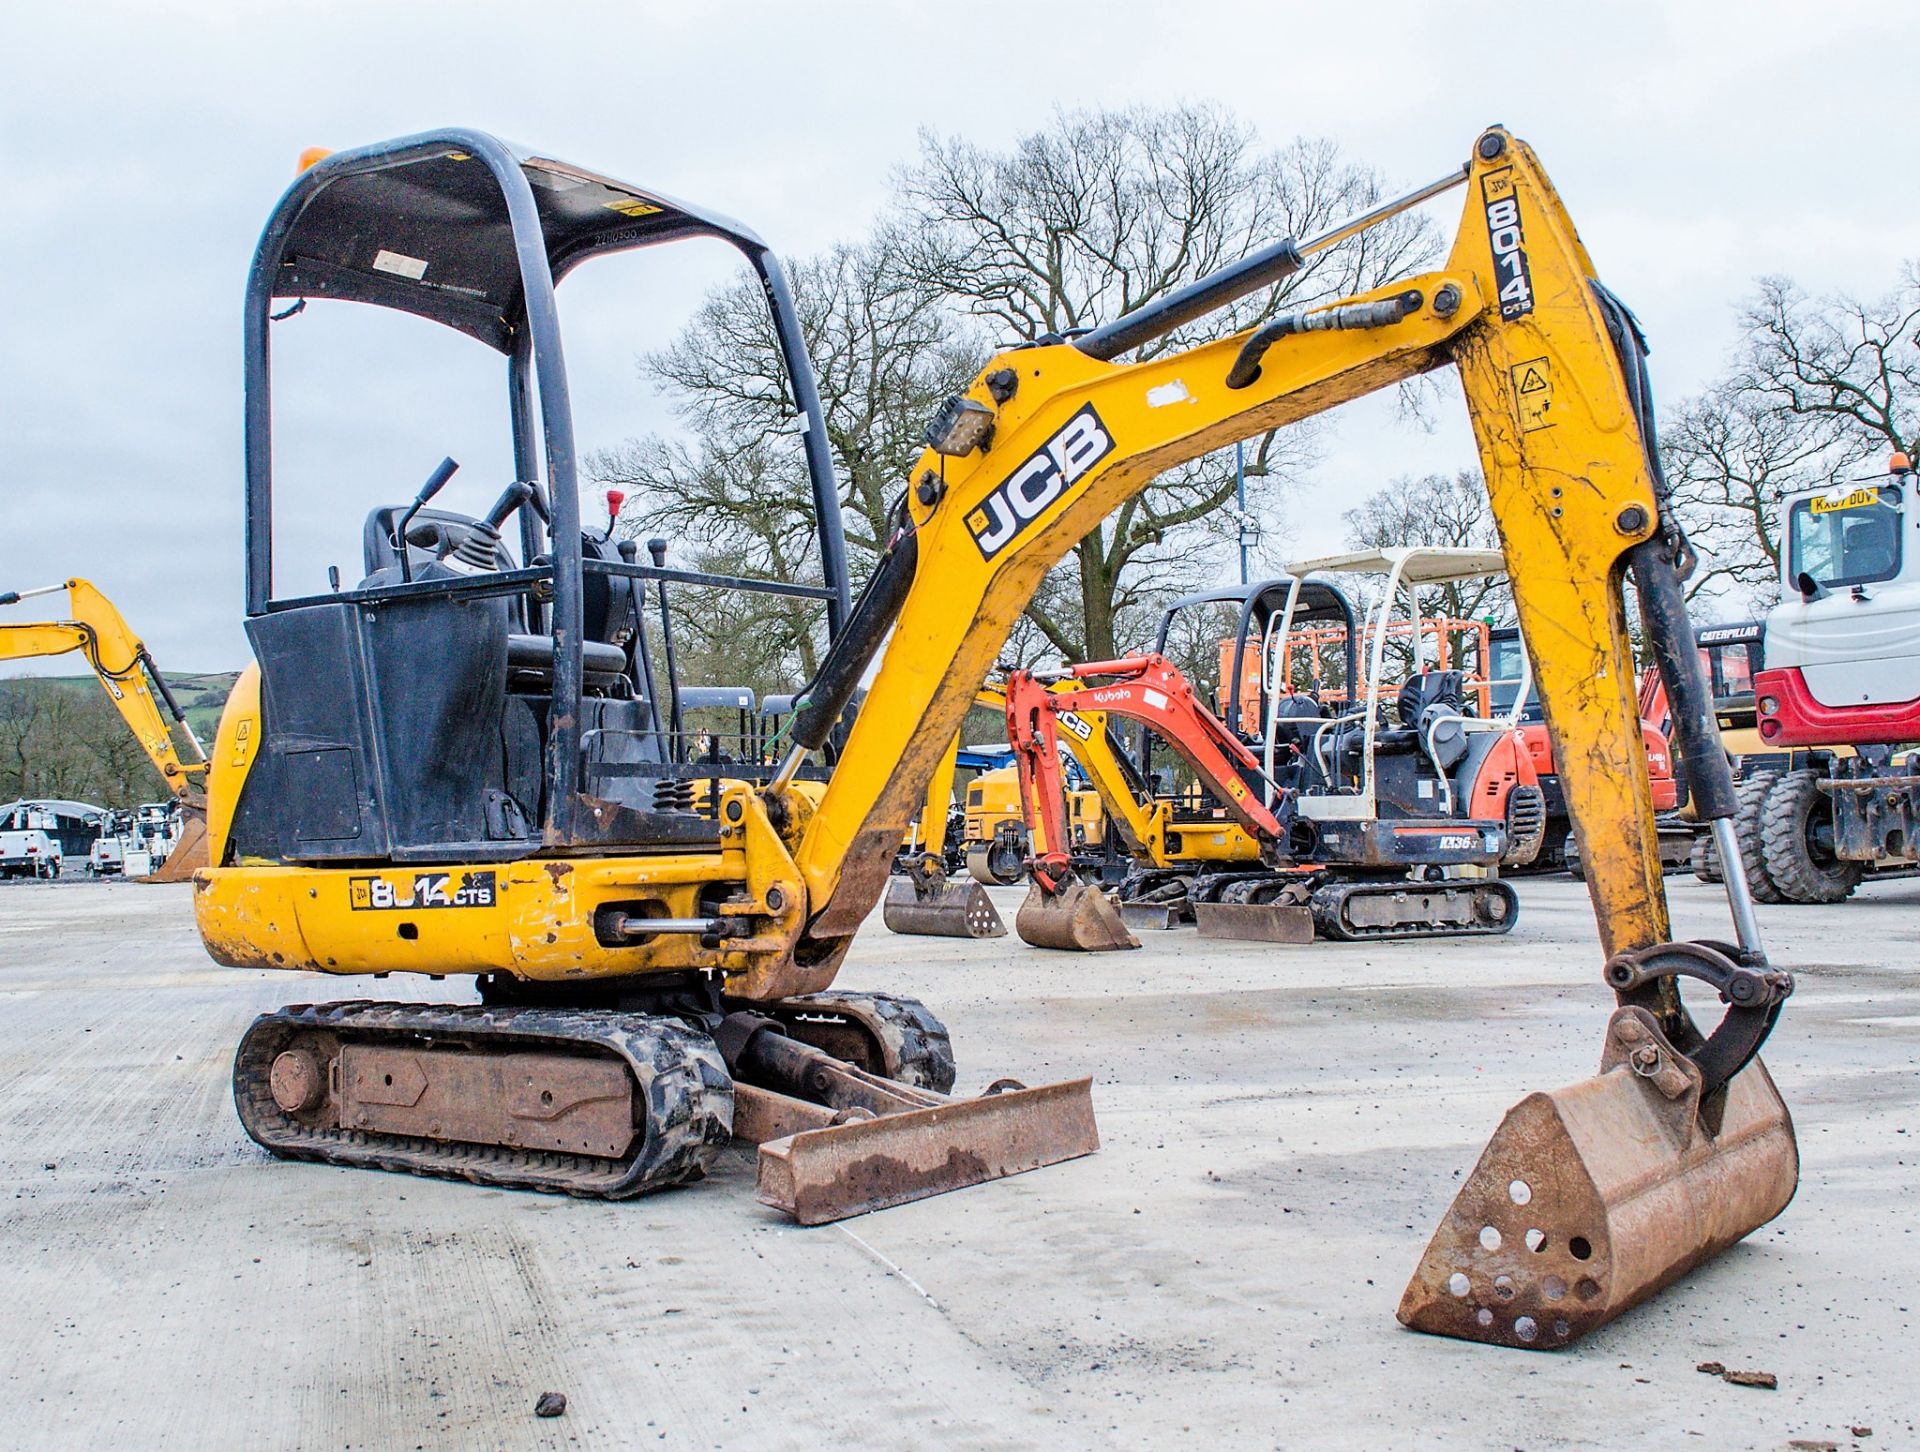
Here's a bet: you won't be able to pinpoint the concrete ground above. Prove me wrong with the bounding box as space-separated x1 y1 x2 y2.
1 874 1915 1452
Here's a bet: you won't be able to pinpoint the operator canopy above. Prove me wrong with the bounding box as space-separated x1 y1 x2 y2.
260 131 765 350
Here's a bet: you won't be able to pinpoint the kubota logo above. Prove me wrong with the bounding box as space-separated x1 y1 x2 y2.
965 405 1116 560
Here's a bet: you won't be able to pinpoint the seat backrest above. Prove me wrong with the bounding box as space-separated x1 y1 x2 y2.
1397 670 1465 727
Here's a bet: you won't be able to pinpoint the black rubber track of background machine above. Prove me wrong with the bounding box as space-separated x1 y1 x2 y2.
771 990 957 1093
233 1001 733 1198
1759 768 1863 904
1733 771 1787 904
1309 879 1519 941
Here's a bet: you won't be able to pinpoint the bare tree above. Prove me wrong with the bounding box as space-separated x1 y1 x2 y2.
896 106 1435 659
589 239 986 692
1339 470 1513 679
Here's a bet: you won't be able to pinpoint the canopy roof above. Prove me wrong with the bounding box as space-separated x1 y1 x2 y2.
260 130 766 351
1285 546 1509 586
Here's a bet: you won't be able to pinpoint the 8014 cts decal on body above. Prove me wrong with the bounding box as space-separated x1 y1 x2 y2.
349 870 497 911
965 404 1116 560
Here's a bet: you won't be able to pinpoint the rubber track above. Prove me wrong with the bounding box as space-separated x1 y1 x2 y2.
233 1001 733 1199
1759 767 1862 904
776 990 957 1093
1310 879 1519 941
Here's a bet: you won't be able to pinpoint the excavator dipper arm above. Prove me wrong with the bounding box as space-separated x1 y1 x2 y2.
773 128 1796 1346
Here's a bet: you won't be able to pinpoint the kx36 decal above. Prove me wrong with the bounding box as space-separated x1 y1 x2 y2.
1480 169 1534 320
965 404 1116 560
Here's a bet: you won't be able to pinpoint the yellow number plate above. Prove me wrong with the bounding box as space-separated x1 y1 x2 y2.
1810 486 1881 514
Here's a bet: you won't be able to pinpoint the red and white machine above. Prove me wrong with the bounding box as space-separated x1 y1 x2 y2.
1746 453 1920 896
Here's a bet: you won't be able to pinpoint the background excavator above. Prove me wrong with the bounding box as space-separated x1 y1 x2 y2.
1004 553 1543 947
194 124 1798 1349
0 578 211 880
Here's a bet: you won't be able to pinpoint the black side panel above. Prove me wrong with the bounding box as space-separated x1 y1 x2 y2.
233 604 387 860
232 593 517 863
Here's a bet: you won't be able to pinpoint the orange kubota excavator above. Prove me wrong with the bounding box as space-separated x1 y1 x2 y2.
193 126 1797 1349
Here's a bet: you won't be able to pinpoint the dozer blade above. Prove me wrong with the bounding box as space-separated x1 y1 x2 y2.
1192 901 1315 943
1119 901 1188 931
1398 1010 1797 1350
141 806 209 883
881 874 1007 939
753 1076 1099 1224
1014 880 1139 952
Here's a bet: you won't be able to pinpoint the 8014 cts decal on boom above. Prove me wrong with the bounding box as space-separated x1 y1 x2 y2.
1481 169 1534 320
965 404 1116 560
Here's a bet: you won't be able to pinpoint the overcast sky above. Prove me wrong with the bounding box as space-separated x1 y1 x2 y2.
2 0 1913 673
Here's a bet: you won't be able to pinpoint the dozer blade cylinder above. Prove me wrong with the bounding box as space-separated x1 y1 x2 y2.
754 1076 1099 1224
1014 880 1139 952
880 875 1007 938
1398 1031 1796 1350
1192 902 1315 943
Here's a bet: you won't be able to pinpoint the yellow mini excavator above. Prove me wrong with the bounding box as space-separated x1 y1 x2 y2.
195 126 1798 1348
1 578 211 879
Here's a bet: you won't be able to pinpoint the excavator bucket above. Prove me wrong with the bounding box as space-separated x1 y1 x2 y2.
1398 1010 1797 1349
141 805 209 883
1192 901 1315 943
748 1077 1100 1224
1014 880 1139 952
881 873 1007 938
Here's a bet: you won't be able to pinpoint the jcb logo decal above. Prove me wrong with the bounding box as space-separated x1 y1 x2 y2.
966 405 1116 560
1056 710 1095 742
1481 169 1534 320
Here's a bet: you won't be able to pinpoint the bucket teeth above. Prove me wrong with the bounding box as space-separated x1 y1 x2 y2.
881 874 1007 939
1398 1019 1797 1349
1014 880 1139 952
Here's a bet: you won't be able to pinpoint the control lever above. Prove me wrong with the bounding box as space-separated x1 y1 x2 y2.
394 457 460 584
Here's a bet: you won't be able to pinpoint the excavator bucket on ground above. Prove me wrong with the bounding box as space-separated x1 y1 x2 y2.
141 804 209 883
881 869 1007 939
1399 1002 1797 1348
1014 879 1139 951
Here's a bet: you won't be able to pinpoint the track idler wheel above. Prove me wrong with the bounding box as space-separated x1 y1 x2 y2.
1015 876 1139 952
1400 942 1798 1348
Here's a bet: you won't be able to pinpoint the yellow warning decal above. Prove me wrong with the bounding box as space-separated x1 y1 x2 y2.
1810 486 1881 514
1510 356 1553 432
605 197 665 218
1225 778 1249 802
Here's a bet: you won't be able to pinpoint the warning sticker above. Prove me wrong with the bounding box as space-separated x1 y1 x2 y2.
1510 357 1554 432
605 197 665 218
372 249 428 280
